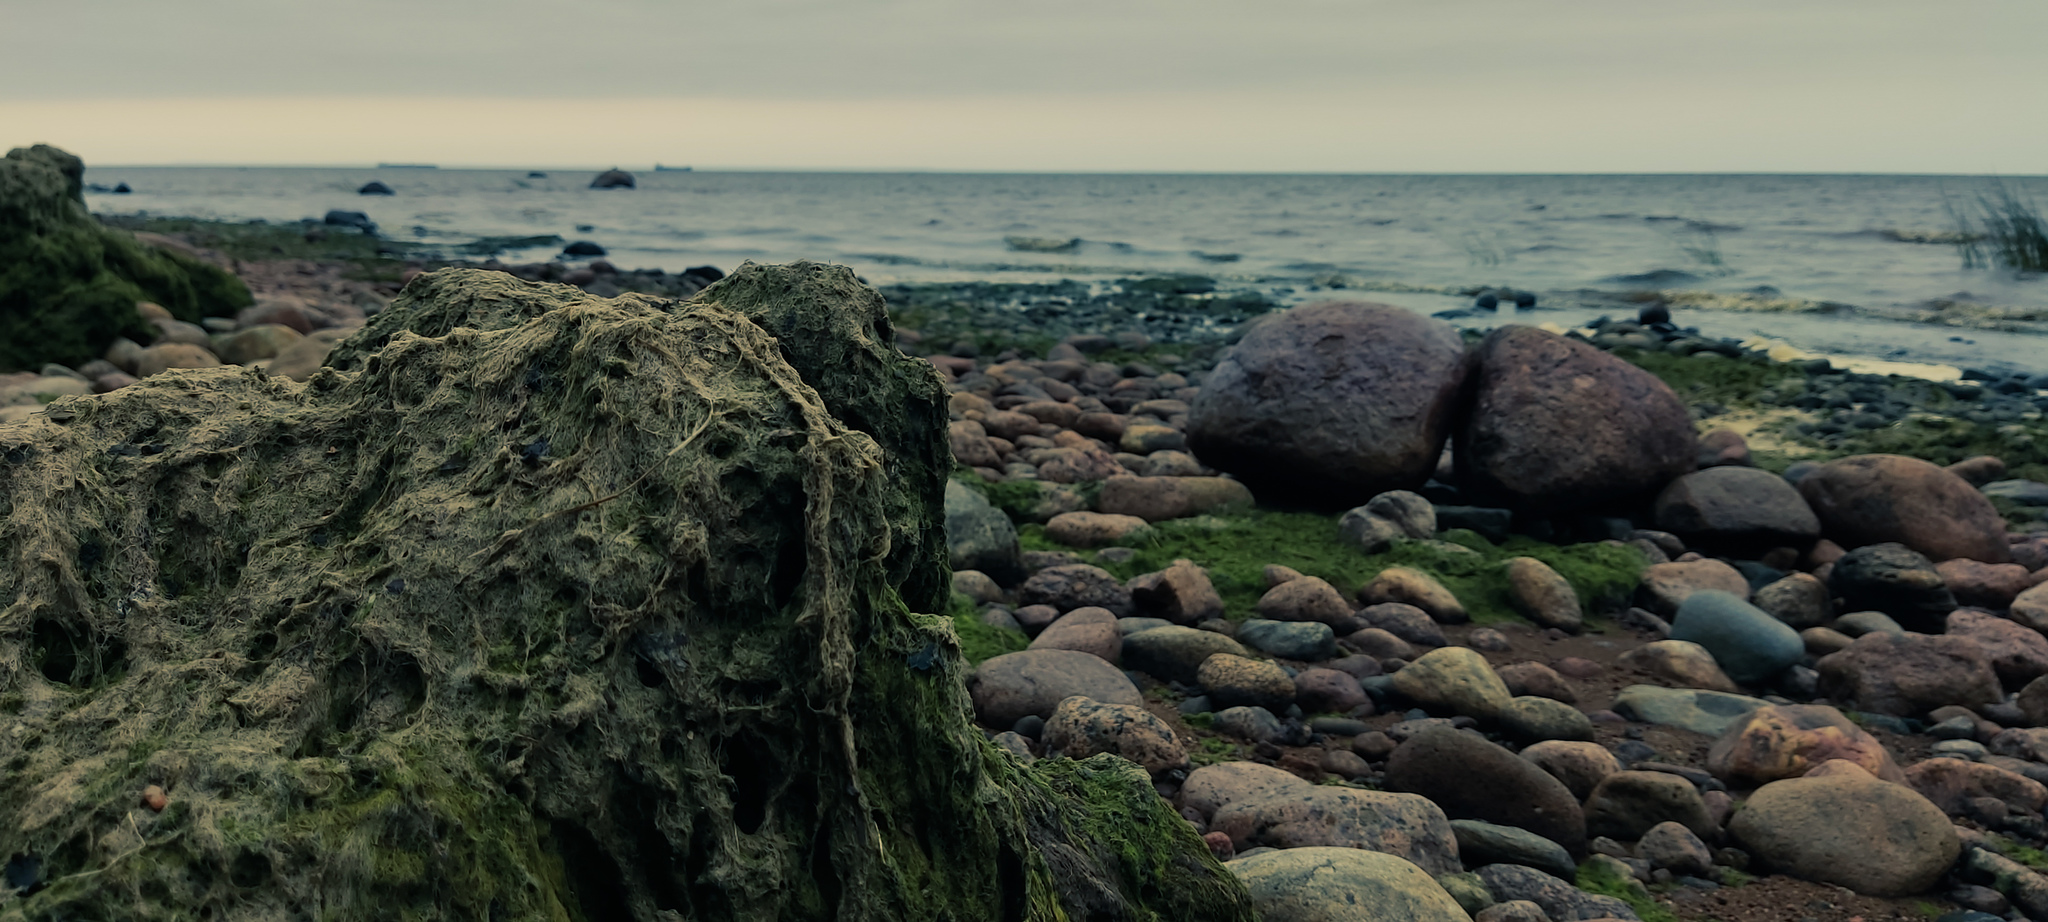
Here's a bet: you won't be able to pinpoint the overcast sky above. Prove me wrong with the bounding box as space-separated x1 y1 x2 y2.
3 0 2042 172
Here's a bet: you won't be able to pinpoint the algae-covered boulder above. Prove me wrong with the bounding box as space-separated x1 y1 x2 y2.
0 268 1252 921
330 260 950 613
0 143 252 371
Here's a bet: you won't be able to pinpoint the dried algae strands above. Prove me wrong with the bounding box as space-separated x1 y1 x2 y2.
0 265 1253 921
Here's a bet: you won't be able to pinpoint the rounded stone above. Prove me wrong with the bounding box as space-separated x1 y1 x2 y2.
1017 564 1133 617
1705 703 1904 786
1187 301 1473 509
1389 646 1512 720
969 649 1144 727
1358 567 1467 624
1256 576 1357 629
1653 465 1821 550
1235 619 1338 662
1226 847 1471 922
1583 770 1714 842
1729 761 1961 897
1456 324 1695 513
1029 606 1122 665
1519 740 1621 801
1043 696 1188 776
1045 511 1151 548
1498 695 1594 742
1668 590 1805 685
1505 557 1582 631
1198 653 1297 713
1121 626 1251 685
1797 453 2011 564
1384 726 1587 854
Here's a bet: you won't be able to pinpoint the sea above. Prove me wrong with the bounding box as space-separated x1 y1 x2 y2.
83 168 2048 376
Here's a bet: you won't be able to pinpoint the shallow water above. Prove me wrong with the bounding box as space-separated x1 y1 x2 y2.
85 168 2048 372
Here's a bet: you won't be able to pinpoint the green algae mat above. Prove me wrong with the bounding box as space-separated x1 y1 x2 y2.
0 145 251 371
0 265 1252 921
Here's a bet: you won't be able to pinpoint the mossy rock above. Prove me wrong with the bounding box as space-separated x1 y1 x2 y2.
0 268 1252 921
0 144 252 371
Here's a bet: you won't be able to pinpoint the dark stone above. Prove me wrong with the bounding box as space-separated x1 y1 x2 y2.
1828 543 1955 633
1383 726 1587 854
562 240 607 257
358 181 395 195
590 168 636 189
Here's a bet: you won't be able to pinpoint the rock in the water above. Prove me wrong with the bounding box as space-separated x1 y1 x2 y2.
0 266 1250 920
1187 301 1472 508
1227 847 1472 922
1457 324 1695 513
1452 819 1577 880
1359 567 1468 624
1096 475 1253 521
590 168 636 188
1043 696 1188 775
1828 542 1956 632
1128 558 1225 625
1729 761 1960 897
1390 647 1512 719
1612 684 1767 736
1668 590 1804 685
1385 726 1587 854
972 649 1145 726
1018 564 1134 617
1583 770 1714 842
1123 626 1251 685
1199 653 1298 712
1797 453 2011 563
1210 785 1462 875
946 480 1023 583
1653 466 1821 551
1506 556 1583 631
1616 639 1741 693
1705 703 1903 786
1235 619 1338 661
1816 631 2002 717
0 145 251 370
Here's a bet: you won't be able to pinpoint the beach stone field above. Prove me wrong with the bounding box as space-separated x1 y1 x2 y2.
6 145 2048 922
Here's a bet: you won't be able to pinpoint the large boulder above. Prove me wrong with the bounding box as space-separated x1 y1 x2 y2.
1227 847 1471 922
0 144 252 370
1729 761 1960 897
1652 465 1821 551
1456 325 1694 513
1384 726 1587 854
972 649 1143 726
0 267 1254 921
1817 631 2003 717
1186 301 1471 508
1797 454 2011 563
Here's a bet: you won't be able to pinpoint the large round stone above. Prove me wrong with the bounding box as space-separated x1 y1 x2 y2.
1389 646 1511 719
968 649 1143 727
1210 786 1461 875
1653 465 1821 551
1227 847 1470 922
1668 590 1805 685
1456 325 1695 513
1705 703 1903 786
1815 631 2001 718
1187 301 1471 508
1729 761 1960 897
1797 453 2011 563
1122 626 1251 685
1384 726 1587 854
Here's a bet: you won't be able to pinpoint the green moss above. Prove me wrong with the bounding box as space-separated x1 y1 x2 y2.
1022 508 1644 624
949 591 1029 666
1613 347 1807 410
1576 860 1679 922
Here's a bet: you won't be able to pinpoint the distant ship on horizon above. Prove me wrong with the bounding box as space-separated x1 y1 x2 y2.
653 164 693 172
377 162 439 169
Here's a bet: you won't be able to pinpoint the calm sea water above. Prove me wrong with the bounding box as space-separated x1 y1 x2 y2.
85 168 2048 373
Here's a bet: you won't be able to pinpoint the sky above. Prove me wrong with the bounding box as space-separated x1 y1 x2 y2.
2 0 2043 173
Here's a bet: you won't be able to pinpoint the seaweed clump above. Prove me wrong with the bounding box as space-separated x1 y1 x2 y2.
0 266 1252 921
0 144 252 371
